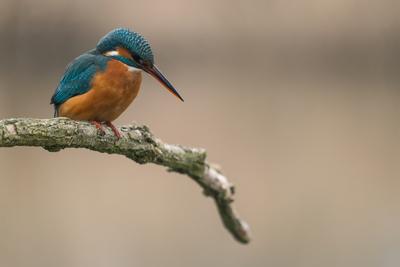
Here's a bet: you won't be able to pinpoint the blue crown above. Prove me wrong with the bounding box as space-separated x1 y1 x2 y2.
96 28 154 64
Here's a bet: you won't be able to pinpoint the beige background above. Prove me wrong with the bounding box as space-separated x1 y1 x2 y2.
0 0 399 266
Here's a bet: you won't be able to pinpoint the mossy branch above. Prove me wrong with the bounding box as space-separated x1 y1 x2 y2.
0 118 250 244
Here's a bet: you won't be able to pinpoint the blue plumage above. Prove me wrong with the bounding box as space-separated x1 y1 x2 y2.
96 28 154 65
51 49 109 112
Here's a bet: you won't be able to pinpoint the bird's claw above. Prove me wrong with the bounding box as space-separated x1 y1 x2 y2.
90 121 121 139
90 121 106 136
106 121 122 139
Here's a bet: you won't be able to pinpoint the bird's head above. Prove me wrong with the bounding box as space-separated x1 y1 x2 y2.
96 28 183 101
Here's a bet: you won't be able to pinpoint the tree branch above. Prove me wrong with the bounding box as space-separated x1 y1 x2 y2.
0 118 250 244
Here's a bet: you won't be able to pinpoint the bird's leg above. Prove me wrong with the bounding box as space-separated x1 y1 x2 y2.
90 120 106 136
105 121 121 139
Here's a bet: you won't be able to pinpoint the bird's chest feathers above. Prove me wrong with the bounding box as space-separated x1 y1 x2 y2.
92 59 142 104
59 59 141 122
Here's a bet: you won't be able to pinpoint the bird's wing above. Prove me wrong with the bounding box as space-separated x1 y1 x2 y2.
51 52 108 106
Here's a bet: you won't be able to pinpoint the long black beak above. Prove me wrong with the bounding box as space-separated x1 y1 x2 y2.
143 65 184 102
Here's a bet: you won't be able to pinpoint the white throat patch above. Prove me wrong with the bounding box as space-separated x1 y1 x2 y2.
127 65 141 73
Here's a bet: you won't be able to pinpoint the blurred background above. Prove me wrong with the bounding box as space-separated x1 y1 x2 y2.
0 0 399 266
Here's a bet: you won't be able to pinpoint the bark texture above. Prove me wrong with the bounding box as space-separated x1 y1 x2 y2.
0 118 250 244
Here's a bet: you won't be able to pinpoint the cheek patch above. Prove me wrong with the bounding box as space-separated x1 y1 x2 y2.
117 47 133 60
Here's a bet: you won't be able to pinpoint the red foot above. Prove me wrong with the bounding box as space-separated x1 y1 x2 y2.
90 121 106 135
105 121 122 139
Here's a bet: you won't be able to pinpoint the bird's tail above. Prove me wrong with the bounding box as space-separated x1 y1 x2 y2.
53 105 59 117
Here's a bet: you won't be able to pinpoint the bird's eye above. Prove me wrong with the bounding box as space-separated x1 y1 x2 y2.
132 54 144 64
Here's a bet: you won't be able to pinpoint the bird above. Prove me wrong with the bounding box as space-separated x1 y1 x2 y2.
50 28 184 138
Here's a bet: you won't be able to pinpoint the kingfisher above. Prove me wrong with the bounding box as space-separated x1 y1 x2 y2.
51 28 184 138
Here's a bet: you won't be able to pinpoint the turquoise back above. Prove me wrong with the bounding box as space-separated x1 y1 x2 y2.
51 49 109 109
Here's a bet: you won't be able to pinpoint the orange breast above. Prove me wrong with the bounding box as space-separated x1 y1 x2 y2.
59 59 142 122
